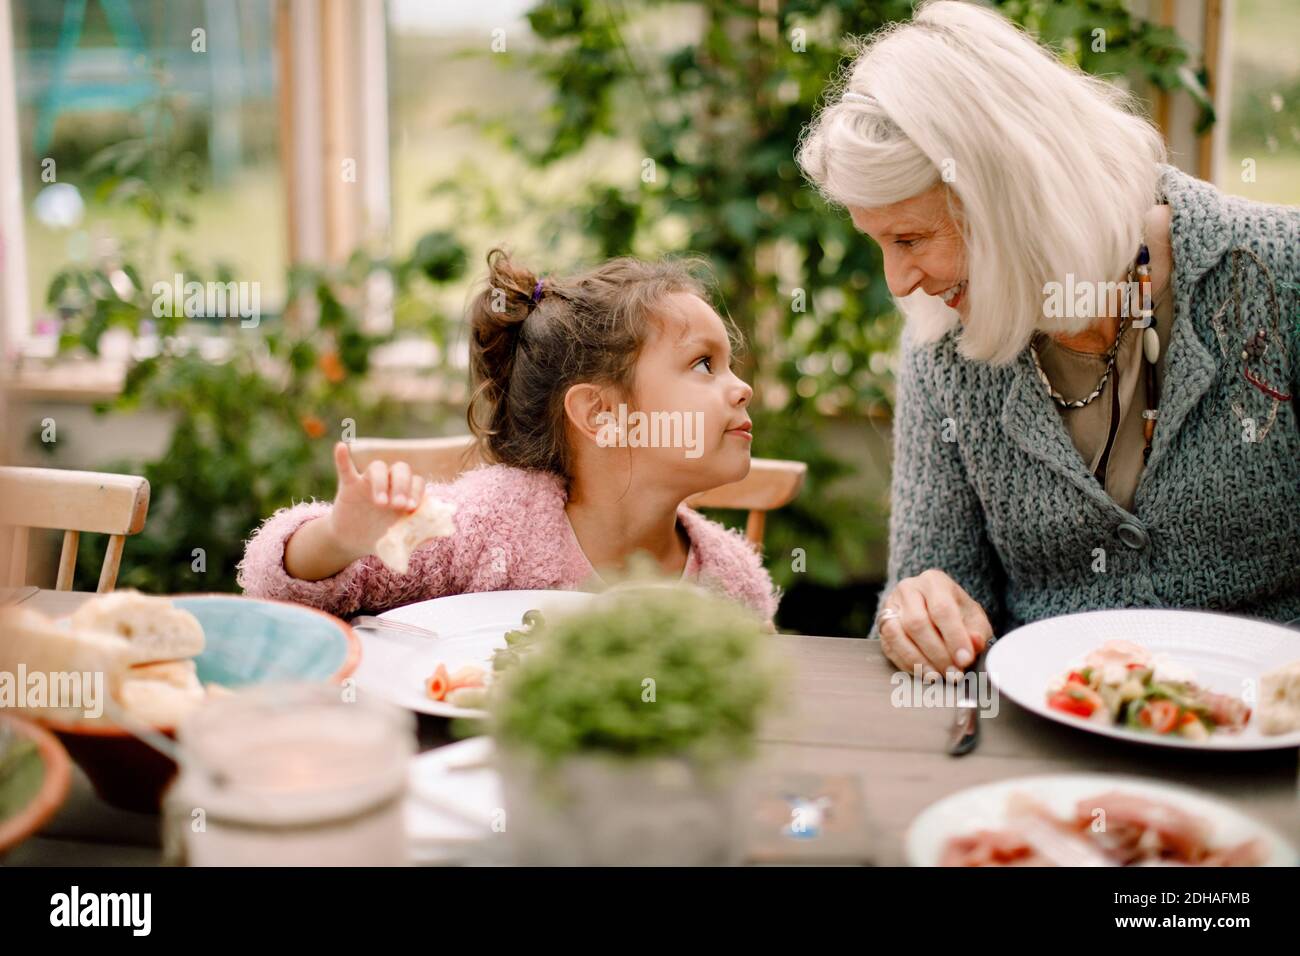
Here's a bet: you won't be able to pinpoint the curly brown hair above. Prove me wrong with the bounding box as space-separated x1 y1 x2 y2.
466 248 738 482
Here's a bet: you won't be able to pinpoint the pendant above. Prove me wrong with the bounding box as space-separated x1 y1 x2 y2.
1142 326 1160 364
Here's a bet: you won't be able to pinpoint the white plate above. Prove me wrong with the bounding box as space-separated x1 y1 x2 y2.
354 589 595 718
986 609 1300 751
405 736 502 865
904 773 1298 867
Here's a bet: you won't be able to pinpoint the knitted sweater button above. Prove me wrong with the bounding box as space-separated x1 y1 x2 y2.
1116 521 1149 550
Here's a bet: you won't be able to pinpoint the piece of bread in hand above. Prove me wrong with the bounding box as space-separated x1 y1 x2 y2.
374 493 457 575
70 589 205 665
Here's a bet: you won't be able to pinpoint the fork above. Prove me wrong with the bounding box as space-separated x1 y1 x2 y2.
350 615 439 640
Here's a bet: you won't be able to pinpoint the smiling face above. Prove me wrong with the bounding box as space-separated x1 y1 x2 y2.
848 183 970 316
616 292 754 492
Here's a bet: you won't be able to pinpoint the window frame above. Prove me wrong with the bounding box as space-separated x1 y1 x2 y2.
0 0 394 363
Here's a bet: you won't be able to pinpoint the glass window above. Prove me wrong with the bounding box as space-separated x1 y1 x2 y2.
385 0 676 341
10 0 284 343
1217 0 1300 204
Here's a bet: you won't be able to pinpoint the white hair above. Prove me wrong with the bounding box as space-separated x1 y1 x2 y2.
797 0 1167 366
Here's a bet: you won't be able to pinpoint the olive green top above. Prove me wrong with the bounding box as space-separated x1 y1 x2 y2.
1032 272 1174 514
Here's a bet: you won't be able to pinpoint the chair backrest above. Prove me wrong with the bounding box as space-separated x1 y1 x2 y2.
349 436 483 486
685 458 806 547
349 435 806 549
0 466 151 592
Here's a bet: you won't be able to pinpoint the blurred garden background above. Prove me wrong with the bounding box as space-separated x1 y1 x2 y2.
2 0 1296 635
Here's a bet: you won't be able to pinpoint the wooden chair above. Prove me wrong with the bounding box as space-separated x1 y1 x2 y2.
0 467 151 592
349 436 482 486
685 460 806 547
349 435 806 549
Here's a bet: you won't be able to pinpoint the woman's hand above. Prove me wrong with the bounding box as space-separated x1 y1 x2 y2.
323 441 427 558
877 569 993 680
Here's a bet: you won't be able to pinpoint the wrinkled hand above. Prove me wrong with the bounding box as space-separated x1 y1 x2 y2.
877 569 993 680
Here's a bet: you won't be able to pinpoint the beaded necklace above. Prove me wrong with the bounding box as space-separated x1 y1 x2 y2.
1029 245 1161 464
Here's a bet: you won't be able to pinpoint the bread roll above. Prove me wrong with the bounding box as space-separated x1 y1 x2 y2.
1258 660 1300 736
0 606 133 709
128 658 202 694
374 494 457 575
118 677 206 728
0 602 225 728
70 590 205 664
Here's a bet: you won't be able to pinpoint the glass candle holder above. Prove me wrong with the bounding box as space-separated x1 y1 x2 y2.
164 682 415 866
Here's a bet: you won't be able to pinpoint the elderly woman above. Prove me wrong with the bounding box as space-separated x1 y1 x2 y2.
798 1 1299 678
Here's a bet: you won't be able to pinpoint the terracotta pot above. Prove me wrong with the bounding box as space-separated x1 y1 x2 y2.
0 714 72 854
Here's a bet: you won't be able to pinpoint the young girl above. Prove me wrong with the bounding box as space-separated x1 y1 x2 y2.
236 250 781 625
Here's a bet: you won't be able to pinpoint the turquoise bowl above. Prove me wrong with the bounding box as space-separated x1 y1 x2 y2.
175 595 360 687
45 595 361 812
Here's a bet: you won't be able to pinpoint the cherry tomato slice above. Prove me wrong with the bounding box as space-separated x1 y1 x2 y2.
1139 699 1180 734
1049 692 1094 718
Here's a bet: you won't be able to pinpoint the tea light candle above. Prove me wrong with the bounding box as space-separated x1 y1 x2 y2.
165 683 415 866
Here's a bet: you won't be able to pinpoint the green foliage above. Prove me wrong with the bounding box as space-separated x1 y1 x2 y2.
1000 0 1215 130
39 2 1212 613
1229 72 1300 149
44 94 469 595
489 576 781 764
69 295 396 595
477 0 1208 598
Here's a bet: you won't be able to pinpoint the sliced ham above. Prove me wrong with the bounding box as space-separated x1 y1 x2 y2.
939 791 1269 867
940 829 1051 867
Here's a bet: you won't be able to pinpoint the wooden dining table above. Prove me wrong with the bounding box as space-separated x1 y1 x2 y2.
6 588 1299 866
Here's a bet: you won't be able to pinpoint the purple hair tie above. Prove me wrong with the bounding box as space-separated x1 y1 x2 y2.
531 279 545 304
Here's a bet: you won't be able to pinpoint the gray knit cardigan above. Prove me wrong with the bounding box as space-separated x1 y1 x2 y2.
870 163 1300 639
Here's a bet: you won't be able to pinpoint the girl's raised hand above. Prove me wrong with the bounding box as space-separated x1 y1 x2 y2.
324 441 427 558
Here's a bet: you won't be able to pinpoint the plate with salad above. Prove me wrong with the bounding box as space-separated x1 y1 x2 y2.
985 608 1300 751
352 589 595 719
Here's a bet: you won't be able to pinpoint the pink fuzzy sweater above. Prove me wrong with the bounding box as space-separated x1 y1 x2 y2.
236 464 781 624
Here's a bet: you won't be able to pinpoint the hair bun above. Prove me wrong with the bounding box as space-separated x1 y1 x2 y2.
465 248 716 479
466 249 539 419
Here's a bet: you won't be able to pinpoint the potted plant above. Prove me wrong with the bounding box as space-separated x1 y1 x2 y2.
488 576 781 866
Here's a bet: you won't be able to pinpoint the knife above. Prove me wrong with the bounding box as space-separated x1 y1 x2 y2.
946 635 997 757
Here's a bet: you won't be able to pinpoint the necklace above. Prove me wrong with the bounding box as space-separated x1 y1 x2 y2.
1029 313 1129 408
1029 244 1162 462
